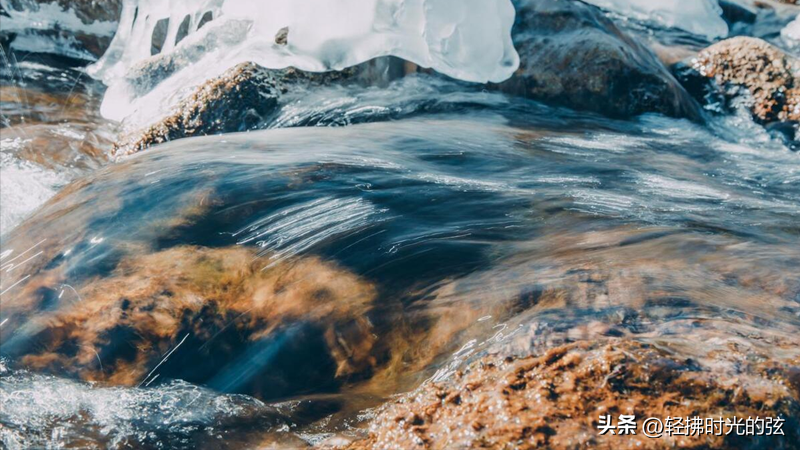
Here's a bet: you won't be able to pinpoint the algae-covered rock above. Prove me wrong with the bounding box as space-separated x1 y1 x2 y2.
113 62 283 157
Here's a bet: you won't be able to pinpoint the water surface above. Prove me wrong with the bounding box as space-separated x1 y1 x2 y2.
1 67 799 449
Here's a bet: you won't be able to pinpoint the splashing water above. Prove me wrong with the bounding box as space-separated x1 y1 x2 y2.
783 14 800 50
0 149 69 234
0 361 288 450
0 53 115 235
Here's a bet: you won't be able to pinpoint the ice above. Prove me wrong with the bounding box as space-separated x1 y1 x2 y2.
582 0 728 40
88 0 519 124
782 15 800 50
0 1 117 35
0 0 118 60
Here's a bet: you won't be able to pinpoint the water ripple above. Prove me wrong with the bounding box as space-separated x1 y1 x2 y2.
234 197 388 267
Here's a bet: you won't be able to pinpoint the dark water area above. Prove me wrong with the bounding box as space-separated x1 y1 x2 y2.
1 59 800 448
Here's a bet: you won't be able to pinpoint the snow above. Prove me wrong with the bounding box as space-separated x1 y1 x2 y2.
87 0 519 125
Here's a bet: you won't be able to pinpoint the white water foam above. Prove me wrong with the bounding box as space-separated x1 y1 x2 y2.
0 364 272 450
88 0 519 124
0 143 68 236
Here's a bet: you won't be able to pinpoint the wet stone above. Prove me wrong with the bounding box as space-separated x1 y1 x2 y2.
113 62 282 157
674 36 800 139
113 59 408 157
2 0 122 58
2 245 379 400
5 0 123 24
493 0 702 120
339 339 800 450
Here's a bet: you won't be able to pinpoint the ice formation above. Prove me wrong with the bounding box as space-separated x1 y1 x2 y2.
87 0 519 124
582 0 728 40
782 15 800 50
0 0 118 60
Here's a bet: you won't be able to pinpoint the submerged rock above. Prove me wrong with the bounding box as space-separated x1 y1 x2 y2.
495 0 702 120
341 339 799 450
3 245 379 399
720 0 758 26
675 37 800 123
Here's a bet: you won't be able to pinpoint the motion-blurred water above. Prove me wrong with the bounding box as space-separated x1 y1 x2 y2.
1 61 799 448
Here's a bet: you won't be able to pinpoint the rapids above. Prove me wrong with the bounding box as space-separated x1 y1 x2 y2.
2 69 800 447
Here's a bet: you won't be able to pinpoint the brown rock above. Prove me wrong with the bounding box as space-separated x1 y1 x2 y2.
494 0 702 120
342 340 799 450
114 58 409 156
113 62 282 157
275 27 289 46
4 245 379 399
676 37 800 124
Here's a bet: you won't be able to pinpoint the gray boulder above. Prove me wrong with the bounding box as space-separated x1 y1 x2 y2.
494 0 703 120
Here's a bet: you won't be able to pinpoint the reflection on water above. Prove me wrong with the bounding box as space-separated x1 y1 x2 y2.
1 65 799 448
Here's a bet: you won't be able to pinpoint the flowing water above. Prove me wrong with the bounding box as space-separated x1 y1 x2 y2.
0 52 114 234
2 37 800 450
